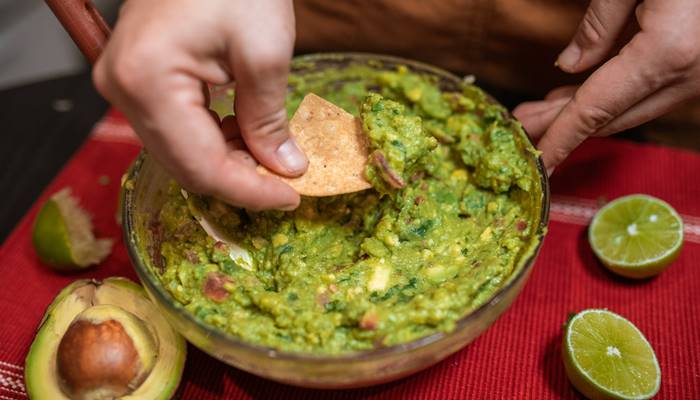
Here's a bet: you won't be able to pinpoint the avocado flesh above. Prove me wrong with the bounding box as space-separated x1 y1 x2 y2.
25 278 186 400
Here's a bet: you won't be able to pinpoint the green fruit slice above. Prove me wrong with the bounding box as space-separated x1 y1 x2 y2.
589 194 683 278
563 309 661 400
32 188 113 270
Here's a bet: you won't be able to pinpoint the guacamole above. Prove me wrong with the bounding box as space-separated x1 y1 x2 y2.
151 64 543 354
363 92 438 193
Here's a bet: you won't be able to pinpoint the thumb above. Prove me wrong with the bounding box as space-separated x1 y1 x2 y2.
231 50 308 177
557 0 637 73
226 0 307 177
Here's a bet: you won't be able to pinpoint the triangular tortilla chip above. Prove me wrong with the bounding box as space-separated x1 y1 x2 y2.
258 93 371 196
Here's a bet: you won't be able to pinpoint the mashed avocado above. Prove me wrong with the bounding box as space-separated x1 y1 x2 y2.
363 93 438 193
151 64 542 354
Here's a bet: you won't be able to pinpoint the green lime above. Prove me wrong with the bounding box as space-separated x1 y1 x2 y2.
32 188 113 271
563 309 661 400
589 194 683 278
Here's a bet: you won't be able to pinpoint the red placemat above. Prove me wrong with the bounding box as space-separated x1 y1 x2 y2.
1 110 699 399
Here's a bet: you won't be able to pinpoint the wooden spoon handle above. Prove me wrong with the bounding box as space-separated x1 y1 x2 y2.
44 0 111 65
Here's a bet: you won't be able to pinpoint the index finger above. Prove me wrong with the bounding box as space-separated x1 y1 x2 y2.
228 1 308 177
133 79 301 211
538 33 670 170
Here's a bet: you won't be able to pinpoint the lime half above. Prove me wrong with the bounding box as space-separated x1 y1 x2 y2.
563 309 661 400
32 188 113 271
589 194 683 278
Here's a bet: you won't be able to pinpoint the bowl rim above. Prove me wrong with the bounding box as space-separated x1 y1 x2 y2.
122 52 551 363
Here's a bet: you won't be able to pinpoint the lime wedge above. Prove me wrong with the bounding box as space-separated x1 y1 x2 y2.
32 188 113 271
563 309 661 400
589 194 683 278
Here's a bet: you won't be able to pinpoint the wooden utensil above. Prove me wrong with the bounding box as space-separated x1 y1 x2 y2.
45 0 110 64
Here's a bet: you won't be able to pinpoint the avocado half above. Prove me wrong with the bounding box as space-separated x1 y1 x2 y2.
25 277 186 400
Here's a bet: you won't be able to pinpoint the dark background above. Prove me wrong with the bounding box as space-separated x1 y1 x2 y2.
0 71 108 241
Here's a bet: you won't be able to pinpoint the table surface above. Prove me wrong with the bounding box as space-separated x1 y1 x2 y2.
2 123 700 399
2 73 700 399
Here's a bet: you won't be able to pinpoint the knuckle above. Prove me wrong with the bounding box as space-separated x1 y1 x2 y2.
571 97 616 133
240 108 288 140
577 9 607 48
657 38 697 74
110 44 159 95
622 41 668 88
111 59 144 95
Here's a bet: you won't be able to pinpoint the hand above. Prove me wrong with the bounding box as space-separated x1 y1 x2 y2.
93 0 307 210
513 0 700 174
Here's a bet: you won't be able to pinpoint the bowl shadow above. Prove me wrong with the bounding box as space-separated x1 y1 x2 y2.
540 333 579 399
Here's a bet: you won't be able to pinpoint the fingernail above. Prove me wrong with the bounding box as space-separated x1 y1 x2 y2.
276 138 308 174
546 166 555 177
557 45 581 71
279 203 298 212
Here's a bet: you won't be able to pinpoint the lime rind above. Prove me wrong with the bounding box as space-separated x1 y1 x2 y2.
53 189 113 266
564 309 661 400
589 194 683 278
32 188 113 270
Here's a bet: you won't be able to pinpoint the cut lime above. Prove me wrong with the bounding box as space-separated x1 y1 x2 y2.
589 194 683 278
32 188 113 271
563 309 661 400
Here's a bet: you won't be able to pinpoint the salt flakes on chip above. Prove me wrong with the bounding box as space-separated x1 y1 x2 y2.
258 93 371 196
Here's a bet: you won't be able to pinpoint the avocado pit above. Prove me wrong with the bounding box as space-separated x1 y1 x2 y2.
56 305 157 400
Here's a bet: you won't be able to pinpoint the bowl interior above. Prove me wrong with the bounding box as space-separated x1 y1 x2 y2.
122 52 550 364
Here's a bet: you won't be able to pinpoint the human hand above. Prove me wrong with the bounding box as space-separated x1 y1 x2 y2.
513 0 700 174
93 0 307 210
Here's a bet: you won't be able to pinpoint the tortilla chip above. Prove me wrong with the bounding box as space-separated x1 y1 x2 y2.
258 93 371 196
